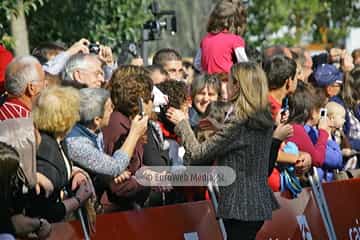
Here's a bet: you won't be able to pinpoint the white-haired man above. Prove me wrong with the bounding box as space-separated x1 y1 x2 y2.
61 53 104 88
0 56 46 120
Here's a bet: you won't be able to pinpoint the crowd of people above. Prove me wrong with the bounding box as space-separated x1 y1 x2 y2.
1 0 360 239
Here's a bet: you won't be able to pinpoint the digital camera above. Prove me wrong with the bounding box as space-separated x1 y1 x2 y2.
88 43 100 55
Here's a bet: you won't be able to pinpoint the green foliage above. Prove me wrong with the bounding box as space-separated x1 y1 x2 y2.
2 0 360 54
0 0 44 48
0 0 44 20
27 0 151 53
246 0 360 48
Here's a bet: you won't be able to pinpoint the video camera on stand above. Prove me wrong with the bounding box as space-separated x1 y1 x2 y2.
141 1 177 65
117 1 177 66
143 1 177 41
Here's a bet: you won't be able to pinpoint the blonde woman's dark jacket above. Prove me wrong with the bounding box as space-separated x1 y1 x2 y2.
175 109 279 221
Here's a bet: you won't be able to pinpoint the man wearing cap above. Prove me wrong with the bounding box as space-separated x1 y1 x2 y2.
314 63 344 100
313 63 353 138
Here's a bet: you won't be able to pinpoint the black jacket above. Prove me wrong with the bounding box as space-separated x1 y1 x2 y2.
143 123 170 166
25 132 70 222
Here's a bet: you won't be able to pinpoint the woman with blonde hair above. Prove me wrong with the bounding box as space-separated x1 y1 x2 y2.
167 62 279 239
28 86 93 223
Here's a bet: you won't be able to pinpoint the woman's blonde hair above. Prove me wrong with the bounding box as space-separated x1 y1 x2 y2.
230 62 269 121
33 86 80 137
207 0 247 36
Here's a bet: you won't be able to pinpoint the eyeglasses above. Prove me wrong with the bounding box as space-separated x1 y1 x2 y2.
78 68 104 78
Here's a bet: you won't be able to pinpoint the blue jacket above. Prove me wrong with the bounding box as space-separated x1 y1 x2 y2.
304 125 343 181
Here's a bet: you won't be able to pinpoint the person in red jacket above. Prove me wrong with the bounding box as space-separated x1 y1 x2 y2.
286 81 330 167
0 45 14 94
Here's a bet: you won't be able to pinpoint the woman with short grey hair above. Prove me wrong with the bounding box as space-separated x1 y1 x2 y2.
65 88 148 188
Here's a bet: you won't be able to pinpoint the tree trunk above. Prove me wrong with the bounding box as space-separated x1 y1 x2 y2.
10 0 30 56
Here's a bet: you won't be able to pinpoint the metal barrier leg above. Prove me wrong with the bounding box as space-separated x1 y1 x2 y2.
308 167 337 240
78 208 91 240
208 181 227 240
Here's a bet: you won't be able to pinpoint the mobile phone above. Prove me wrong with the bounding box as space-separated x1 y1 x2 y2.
138 97 144 118
280 97 289 123
320 108 327 118
281 97 289 110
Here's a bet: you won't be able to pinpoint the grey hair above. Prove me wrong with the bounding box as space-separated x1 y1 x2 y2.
191 74 221 99
5 56 42 96
79 88 110 126
61 53 92 82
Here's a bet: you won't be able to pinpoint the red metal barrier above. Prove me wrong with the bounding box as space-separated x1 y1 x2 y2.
322 178 360 239
256 188 327 239
48 200 223 240
258 178 360 239
48 179 360 239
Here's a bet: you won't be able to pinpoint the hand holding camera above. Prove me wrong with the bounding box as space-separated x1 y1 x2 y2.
76 40 114 66
130 114 149 140
329 48 354 72
98 45 114 66
318 108 331 134
320 108 327 119
275 97 289 125
341 51 354 72
66 38 90 55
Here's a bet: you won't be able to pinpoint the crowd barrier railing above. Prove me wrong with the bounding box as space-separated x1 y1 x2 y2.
44 177 360 240
257 177 360 239
48 200 222 240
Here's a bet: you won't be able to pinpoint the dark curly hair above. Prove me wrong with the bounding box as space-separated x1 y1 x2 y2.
110 73 153 118
156 80 188 133
157 80 187 109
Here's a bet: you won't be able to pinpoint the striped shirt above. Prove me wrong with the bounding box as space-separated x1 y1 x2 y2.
0 98 30 120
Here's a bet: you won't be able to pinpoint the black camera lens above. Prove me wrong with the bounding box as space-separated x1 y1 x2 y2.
89 43 100 54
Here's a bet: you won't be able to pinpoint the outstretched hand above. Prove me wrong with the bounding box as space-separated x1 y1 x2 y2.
66 38 90 55
166 107 188 125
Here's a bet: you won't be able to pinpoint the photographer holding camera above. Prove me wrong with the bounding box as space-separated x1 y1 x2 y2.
41 38 116 87
312 47 354 73
61 52 105 88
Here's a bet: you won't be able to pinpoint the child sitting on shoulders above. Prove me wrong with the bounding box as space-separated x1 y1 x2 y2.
195 0 248 74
